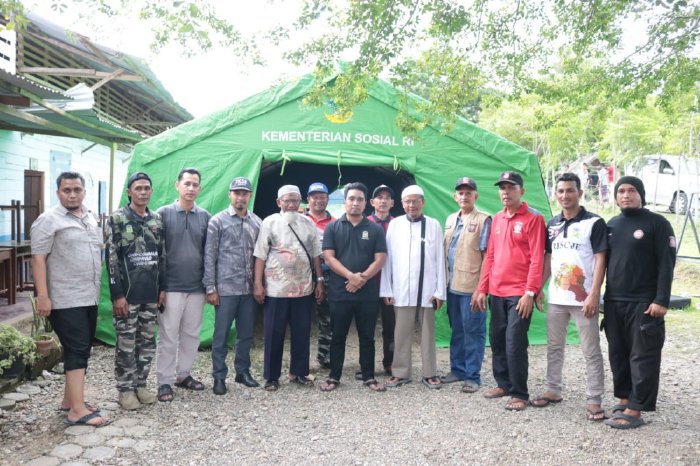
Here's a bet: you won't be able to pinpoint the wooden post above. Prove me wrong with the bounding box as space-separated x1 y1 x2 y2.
109 143 116 214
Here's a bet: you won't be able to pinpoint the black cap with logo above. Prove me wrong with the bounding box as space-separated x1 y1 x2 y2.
494 171 524 187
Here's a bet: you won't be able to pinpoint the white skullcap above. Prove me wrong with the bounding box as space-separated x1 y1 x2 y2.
277 185 301 198
401 185 424 199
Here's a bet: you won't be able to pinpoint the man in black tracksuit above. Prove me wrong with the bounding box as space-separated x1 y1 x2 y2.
603 176 676 429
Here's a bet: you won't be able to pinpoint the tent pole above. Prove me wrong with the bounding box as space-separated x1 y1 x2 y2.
109 142 116 214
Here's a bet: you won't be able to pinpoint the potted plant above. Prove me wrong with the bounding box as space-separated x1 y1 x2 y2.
30 297 60 357
0 324 36 379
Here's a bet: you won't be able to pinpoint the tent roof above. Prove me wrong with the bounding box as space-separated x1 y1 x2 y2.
133 72 535 175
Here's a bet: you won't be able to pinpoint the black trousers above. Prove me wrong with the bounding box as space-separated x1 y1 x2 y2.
329 300 379 382
489 296 531 400
379 298 395 370
49 305 97 371
603 300 665 411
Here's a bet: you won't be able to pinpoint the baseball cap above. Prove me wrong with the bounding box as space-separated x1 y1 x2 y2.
127 172 152 188
307 182 329 195
494 171 524 187
229 177 252 192
455 177 477 190
372 185 395 198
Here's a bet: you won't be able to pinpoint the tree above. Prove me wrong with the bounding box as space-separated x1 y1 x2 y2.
3 0 698 136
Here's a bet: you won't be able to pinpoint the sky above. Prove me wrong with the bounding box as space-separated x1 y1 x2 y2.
26 0 314 117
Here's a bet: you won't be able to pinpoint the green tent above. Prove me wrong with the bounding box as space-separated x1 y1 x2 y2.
96 72 567 347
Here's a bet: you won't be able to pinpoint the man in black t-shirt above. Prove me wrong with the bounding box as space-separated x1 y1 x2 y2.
319 182 388 392
603 176 676 430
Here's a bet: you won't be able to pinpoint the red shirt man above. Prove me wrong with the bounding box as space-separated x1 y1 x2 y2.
474 171 545 411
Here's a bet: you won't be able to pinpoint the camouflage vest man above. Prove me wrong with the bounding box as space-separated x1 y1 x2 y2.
106 172 165 410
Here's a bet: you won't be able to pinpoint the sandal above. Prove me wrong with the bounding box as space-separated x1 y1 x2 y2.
64 411 111 427
530 394 563 407
385 377 412 388
422 377 442 389
363 379 386 392
586 407 606 421
320 379 339 392
604 412 646 429
610 403 628 415
174 375 205 391
264 380 280 391
505 398 528 411
483 387 508 398
58 401 99 413
157 384 174 402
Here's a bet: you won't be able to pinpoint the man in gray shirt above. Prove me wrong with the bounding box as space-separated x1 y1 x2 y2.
203 177 262 395
155 168 211 402
31 172 109 427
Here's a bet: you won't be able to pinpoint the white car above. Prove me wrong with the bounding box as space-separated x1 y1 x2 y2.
627 155 700 214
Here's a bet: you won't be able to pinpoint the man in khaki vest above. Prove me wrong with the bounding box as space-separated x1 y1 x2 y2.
441 177 492 393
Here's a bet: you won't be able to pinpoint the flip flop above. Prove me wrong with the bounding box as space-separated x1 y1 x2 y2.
320 379 339 392
530 394 563 407
505 398 528 411
586 407 606 421
363 379 386 392
58 401 99 413
63 411 111 427
385 377 412 388
422 377 442 389
604 412 646 429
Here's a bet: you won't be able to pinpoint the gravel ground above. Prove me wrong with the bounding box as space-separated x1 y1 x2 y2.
2 321 700 465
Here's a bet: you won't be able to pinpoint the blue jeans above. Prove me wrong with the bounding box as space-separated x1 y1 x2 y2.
211 294 256 380
447 291 486 384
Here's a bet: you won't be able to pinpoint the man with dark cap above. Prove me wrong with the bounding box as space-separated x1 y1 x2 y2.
305 181 335 368
442 177 491 393
603 176 676 429
106 171 165 410
204 177 262 395
367 184 395 376
474 171 546 411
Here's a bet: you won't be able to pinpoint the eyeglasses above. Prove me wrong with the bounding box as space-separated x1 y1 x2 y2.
280 198 301 205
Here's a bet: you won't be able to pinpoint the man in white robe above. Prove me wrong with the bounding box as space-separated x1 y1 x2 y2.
380 185 446 389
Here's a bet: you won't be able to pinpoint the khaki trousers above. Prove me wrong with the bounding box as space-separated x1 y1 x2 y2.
156 292 205 386
391 306 437 379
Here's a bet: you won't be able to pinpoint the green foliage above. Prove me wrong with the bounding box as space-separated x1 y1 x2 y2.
0 324 36 375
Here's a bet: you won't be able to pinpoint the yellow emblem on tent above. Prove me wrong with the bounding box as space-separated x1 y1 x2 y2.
324 99 353 124
324 110 353 124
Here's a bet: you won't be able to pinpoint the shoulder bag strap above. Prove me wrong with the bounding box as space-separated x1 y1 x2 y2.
415 217 426 311
288 224 316 283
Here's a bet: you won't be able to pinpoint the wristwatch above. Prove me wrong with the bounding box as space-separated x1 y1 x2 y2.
316 276 325 282
525 290 535 298
206 286 217 294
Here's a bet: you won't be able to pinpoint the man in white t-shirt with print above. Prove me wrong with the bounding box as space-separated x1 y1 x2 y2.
533 172 607 421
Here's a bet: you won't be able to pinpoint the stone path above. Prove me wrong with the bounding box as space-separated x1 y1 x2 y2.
1 372 157 465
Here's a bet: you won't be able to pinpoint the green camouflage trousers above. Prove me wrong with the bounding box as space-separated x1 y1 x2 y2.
316 297 331 365
114 303 157 391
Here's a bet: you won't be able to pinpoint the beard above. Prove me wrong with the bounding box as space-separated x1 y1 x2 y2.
282 211 298 223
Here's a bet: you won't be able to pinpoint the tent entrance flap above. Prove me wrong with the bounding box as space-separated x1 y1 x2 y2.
254 160 415 219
